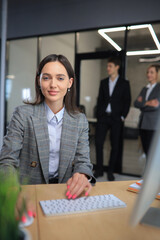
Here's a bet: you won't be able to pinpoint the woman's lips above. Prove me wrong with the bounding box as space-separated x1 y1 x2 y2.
48 91 58 96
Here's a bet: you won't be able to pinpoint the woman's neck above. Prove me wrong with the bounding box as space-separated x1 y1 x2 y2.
45 101 64 114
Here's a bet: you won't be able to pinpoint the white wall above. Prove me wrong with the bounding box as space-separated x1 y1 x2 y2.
6 34 75 123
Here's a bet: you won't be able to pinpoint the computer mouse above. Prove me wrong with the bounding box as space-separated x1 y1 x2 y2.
19 212 34 228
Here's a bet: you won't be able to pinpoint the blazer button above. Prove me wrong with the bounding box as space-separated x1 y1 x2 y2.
30 161 37 168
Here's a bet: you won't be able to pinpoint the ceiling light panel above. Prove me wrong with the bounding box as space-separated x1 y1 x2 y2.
98 24 160 56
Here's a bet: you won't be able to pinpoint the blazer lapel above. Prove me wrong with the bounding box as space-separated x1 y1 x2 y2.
58 110 77 182
111 77 121 97
31 103 49 183
105 78 110 97
148 84 158 100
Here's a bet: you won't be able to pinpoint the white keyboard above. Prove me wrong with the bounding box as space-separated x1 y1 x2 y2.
40 194 126 216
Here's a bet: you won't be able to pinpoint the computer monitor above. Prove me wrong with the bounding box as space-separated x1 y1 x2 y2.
130 118 160 228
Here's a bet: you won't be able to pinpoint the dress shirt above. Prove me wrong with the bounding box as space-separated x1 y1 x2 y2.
106 75 119 113
145 83 157 100
44 103 64 177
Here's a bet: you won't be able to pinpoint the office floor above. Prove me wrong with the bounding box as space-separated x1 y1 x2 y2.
89 128 146 182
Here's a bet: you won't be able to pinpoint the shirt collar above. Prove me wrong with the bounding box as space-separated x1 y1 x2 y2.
146 83 157 89
109 75 119 84
44 102 64 124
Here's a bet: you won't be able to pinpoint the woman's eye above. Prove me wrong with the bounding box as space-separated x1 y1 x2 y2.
42 76 49 80
58 77 64 81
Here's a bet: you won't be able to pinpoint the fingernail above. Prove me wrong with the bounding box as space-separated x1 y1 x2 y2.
72 194 77 199
85 192 89 196
33 212 36 218
67 185 70 189
66 191 70 196
21 215 27 223
28 210 33 217
68 194 72 199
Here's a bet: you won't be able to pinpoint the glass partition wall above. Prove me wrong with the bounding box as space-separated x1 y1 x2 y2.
5 22 160 177
6 33 75 125
77 23 160 176
41 33 75 66
6 38 37 124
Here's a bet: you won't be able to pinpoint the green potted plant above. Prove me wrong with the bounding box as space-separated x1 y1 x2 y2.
0 172 31 240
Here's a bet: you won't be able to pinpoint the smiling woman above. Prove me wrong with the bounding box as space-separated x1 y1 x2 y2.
0 54 96 202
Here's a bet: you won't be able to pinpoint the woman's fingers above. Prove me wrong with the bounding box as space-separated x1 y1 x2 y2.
66 177 72 189
15 190 36 221
66 173 92 199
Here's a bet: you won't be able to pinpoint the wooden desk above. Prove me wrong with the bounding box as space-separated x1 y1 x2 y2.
25 181 160 240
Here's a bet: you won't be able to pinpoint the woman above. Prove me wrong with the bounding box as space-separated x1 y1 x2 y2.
0 54 95 200
134 64 160 157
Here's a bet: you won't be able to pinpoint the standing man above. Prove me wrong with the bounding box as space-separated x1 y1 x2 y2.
95 57 131 181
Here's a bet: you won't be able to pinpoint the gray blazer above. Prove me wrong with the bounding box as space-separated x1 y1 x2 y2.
0 103 95 184
134 83 160 130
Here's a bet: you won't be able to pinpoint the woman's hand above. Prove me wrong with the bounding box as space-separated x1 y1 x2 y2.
145 99 159 107
137 96 143 102
15 189 36 222
66 173 92 199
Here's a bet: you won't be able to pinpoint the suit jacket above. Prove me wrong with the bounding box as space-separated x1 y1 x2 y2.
134 83 160 130
96 77 131 121
0 103 95 184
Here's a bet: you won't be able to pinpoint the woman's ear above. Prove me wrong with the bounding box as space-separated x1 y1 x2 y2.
69 78 74 88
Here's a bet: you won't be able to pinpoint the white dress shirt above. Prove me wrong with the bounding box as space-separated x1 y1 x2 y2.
145 83 157 100
45 103 64 177
106 75 119 113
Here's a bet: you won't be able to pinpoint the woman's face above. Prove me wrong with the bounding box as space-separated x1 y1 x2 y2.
40 61 73 108
147 67 158 84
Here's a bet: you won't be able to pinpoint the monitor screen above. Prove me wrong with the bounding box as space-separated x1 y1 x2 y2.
130 117 160 227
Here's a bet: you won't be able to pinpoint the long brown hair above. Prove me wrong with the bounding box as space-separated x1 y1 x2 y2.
26 54 78 114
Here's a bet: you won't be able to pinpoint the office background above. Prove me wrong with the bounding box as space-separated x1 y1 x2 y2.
0 0 160 177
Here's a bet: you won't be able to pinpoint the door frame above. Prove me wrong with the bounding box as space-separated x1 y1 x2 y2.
74 50 126 174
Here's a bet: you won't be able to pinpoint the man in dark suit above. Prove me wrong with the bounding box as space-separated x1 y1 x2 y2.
95 57 131 181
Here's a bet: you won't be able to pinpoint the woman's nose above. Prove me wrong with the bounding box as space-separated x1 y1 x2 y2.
50 78 56 87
